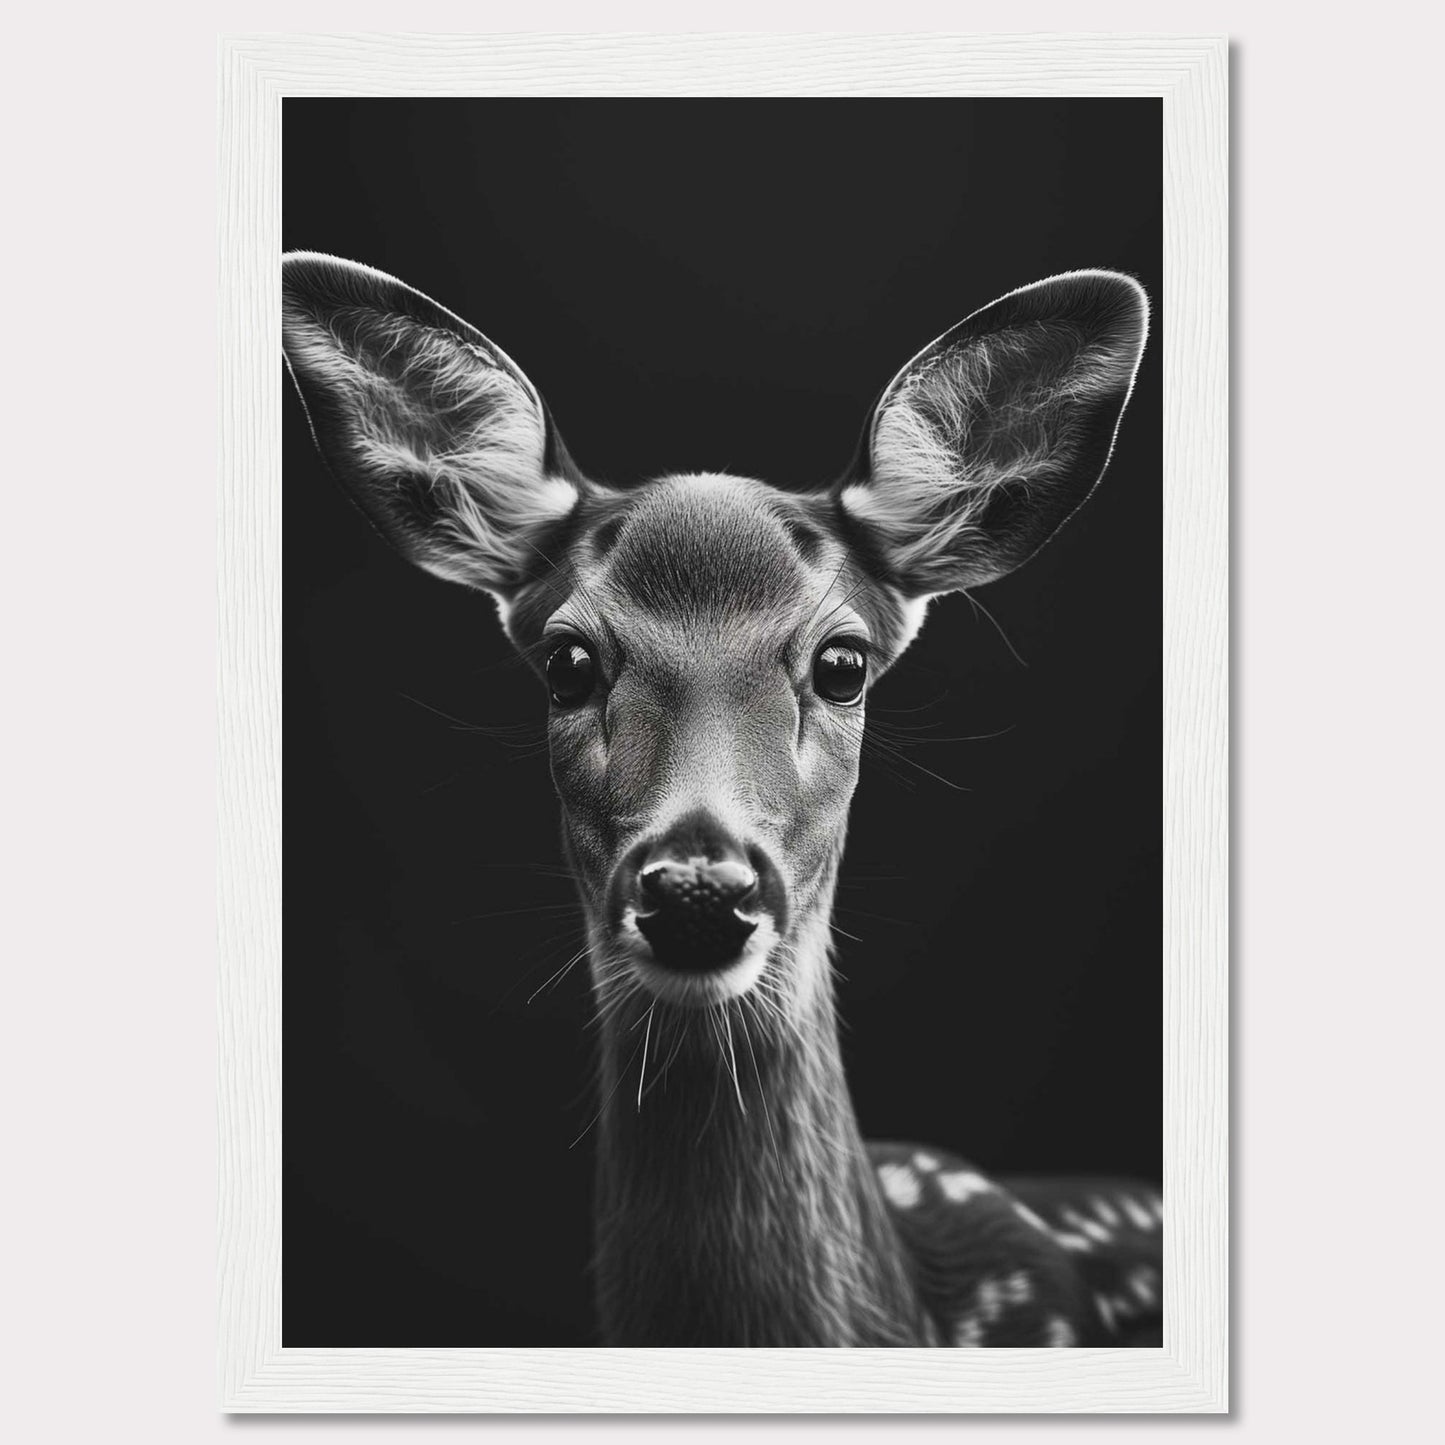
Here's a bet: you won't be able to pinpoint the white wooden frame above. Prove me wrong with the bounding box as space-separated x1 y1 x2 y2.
219 32 1228 1413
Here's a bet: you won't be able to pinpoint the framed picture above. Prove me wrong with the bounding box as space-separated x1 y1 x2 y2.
220 32 1227 1412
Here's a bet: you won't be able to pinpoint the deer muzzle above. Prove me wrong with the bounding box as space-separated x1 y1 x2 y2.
617 808 785 977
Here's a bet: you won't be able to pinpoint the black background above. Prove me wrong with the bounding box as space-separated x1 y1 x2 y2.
282 98 1162 1346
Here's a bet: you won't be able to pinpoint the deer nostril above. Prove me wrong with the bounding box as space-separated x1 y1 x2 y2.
703 859 759 909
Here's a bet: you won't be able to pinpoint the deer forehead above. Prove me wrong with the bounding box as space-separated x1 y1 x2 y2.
540 474 915 667
601 474 819 618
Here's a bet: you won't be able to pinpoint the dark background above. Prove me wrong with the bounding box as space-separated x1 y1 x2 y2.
282 98 1162 1346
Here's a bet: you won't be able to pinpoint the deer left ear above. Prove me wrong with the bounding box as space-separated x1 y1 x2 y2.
840 270 1149 596
281 251 581 599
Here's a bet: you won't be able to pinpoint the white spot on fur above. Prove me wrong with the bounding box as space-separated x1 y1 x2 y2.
1013 1201 1050 1233
912 1151 941 1172
1062 1207 1113 1244
952 1313 986 1347
962 1272 1032 1337
1122 1196 1156 1230
1054 1231 1093 1253
1095 1294 1119 1333
975 1278 1004 1322
878 1163 922 1209
1128 1267 1159 1307
937 1170 993 1204
1091 1195 1120 1226
1044 1315 1076 1347
1000 1271 1032 1306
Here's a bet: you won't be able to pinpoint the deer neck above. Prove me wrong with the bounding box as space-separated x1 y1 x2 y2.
590 905 930 1347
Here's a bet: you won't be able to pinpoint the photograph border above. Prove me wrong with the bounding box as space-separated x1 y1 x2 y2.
218 31 1228 1413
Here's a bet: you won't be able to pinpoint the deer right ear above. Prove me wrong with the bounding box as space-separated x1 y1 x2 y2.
840 270 1149 597
281 252 580 596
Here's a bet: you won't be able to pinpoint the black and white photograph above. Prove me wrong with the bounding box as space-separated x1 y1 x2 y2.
281 96 1163 1351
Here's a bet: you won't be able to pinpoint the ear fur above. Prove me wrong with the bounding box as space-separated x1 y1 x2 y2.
840 270 1149 596
281 252 580 595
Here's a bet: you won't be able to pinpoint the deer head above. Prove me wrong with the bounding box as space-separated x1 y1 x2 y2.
282 254 1147 1046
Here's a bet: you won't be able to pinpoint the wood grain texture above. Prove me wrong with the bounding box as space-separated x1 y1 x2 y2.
218 31 1228 1412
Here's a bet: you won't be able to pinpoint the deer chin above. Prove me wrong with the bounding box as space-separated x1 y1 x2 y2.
618 910 777 1008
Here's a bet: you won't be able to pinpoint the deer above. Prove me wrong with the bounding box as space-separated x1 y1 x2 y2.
281 253 1163 1348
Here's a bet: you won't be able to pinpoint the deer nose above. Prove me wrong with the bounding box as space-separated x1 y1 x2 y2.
635 855 760 971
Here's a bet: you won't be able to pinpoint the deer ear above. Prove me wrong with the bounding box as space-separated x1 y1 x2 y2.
281 252 580 595
841 271 1148 596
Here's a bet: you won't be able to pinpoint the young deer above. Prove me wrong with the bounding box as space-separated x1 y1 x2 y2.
282 254 1161 1348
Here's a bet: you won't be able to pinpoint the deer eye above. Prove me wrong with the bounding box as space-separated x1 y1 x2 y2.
813 642 867 705
546 640 597 708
